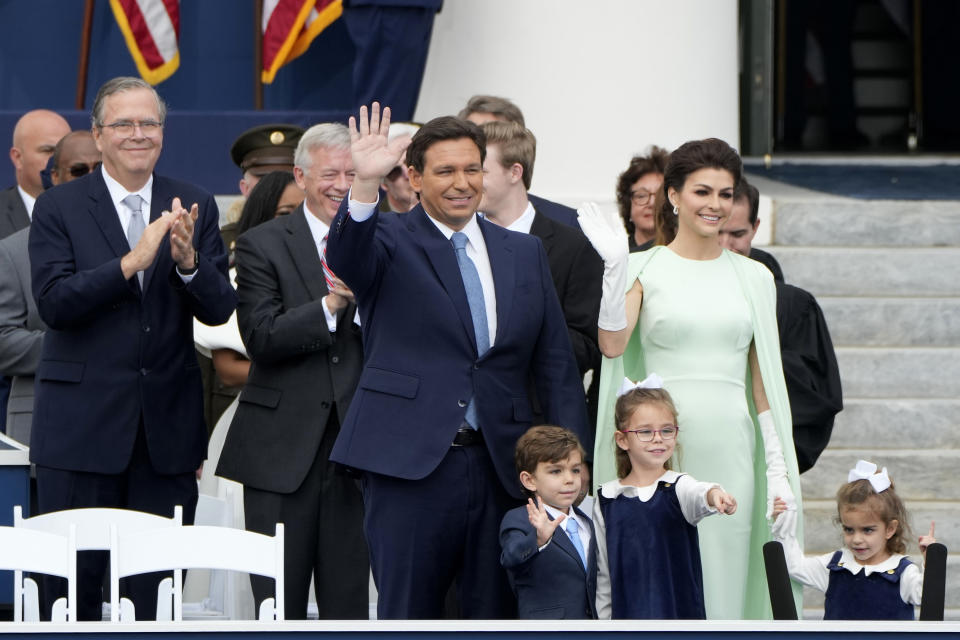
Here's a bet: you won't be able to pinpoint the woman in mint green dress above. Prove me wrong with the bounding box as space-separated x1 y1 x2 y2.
579 139 803 619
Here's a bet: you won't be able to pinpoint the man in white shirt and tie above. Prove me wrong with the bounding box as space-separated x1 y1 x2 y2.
28 76 235 620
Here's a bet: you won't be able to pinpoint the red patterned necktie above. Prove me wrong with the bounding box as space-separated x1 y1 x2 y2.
321 234 337 290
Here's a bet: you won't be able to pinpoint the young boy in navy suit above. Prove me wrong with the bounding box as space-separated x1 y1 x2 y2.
499 426 598 619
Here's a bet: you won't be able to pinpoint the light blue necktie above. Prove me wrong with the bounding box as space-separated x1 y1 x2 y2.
451 231 489 429
123 194 145 286
566 517 587 569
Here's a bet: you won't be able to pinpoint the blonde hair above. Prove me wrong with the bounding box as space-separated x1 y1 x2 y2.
613 388 678 478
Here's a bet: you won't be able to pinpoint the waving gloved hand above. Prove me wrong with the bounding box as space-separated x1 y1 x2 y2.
577 203 629 331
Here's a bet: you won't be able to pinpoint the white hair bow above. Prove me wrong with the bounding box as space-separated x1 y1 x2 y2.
847 460 891 493
617 373 664 398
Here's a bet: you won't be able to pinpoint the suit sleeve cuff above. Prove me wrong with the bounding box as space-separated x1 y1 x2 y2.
347 188 378 221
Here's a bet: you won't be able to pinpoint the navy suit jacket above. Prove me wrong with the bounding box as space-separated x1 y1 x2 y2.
28 170 236 474
326 202 589 497
500 505 598 619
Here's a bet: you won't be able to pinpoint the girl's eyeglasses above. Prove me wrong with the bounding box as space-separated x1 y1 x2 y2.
623 426 678 442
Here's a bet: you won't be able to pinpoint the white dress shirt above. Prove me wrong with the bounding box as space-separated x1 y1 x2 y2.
504 201 536 235
347 191 497 344
17 185 35 220
539 502 591 556
100 166 196 283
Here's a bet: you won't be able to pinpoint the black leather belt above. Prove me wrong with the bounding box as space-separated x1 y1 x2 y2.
452 427 484 447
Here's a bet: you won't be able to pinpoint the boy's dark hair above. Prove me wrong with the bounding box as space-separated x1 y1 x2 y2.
406 116 486 174
515 426 585 496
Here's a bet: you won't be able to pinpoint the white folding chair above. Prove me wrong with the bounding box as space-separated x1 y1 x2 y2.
0 525 77 622
13 505 183 620
111 523 284 622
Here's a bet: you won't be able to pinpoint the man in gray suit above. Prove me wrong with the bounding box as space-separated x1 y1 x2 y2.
216 123 368 620
1 110 71 239
0 131 100 444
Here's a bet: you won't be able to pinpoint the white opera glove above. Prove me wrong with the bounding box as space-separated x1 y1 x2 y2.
577 202 629 331
758 410 797 539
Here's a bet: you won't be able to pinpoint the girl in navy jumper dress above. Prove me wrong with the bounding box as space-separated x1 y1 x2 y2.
593 375 737 619
773 460 937 620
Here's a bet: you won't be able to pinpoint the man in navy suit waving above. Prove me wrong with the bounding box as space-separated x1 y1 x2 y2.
326 104 590 619
28 77 235 619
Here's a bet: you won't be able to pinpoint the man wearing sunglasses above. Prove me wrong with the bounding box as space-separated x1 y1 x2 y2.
0 130 101 449
50 131 101 186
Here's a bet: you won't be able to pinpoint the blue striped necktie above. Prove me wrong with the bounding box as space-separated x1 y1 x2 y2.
451 232 489 428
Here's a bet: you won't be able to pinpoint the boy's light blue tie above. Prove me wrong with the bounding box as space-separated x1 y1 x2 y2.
451 231 489 429
566 517 588 569
123 194 145 286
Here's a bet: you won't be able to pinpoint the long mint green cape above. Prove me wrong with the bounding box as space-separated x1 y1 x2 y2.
593 246 804 618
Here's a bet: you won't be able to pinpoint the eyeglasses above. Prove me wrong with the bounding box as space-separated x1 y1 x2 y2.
61 162 101 178
623 426 678 442
100 120 163 137
630 190 656 205
385 165 404 181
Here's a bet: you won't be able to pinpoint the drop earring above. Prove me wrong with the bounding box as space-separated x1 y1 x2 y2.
672 204 678 216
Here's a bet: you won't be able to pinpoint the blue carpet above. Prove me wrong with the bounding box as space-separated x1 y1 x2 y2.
743 162 960 200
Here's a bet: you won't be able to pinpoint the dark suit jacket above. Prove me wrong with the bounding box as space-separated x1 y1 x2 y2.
0 186 29 240
500 505 598 619
326 203 589 497
28 170 235 474
529 210 601 378
0 227 44 444
528 194 580 229
217 205 363 493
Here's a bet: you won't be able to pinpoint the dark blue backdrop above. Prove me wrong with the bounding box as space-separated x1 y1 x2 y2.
0 0 360 194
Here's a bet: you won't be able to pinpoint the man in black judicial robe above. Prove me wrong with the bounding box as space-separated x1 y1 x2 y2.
720 179 843 473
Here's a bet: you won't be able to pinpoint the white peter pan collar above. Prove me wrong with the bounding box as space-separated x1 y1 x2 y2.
599 470 681 502
830 548 908 576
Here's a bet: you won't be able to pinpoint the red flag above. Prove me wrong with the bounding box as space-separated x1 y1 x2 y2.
109 0 180 85
262 0 342 84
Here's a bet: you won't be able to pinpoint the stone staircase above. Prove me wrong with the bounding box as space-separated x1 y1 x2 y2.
755 178 960 619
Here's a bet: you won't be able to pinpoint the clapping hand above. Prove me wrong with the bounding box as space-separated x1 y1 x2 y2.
348 103 412 203
526 496 564 548
169 197 198 271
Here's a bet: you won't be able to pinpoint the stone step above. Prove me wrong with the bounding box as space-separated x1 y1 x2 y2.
830 399 960 450
772 199 960 248
801 500 956 555
802 554 960 609
835 347 960 398
819 297 960 348
766 247 960 297
799 449 960 502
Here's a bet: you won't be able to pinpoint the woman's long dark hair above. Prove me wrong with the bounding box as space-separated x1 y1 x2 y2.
237 170 297 235
654 138 742 246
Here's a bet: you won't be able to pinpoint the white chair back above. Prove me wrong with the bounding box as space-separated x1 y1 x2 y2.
111 523 284 621
14 505 182 550
0 525 77 622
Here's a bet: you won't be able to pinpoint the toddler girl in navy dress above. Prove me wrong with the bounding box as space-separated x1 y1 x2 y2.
593 374 737 619
773 460 937 619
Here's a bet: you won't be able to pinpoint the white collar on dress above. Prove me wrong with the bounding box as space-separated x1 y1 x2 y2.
833 548 908 576
598 470 680 499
